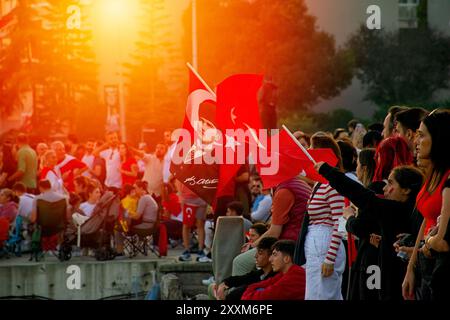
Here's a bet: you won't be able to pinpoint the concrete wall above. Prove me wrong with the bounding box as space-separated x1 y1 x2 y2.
0 258 159 300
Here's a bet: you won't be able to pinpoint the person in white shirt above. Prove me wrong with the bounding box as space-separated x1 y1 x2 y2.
12 182 35 221
93 131 122 190
40 150 66 196
249 177 272 223
81 140 96 178
136 143 167 199
79 184 101 218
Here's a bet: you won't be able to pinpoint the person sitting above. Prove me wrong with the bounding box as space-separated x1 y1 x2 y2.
226 201 252 233
241 240 306 300
40 150 66 196
131 180 158 232
12 182 35 249
121 184 139 221
249 177 272 223
30 180 69 254
211 237 278 300
79 183 101 218
241 222 268 253
0 188 18 225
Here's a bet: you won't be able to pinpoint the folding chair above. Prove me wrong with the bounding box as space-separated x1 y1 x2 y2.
31 198 67 262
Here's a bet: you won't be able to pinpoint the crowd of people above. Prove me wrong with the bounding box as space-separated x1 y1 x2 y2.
0 106 449 301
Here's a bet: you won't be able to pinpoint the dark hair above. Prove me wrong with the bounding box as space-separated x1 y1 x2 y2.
86 183 99 197
39 179 52 190
69 193 82 207
333 128 347 140
74 176 88 189
311 133 343 171
388 106 409 132
227 201 244 216
391 166 424 201
358 148 376 187
251 175 262 183
395 107 429 132
294 132 311 146
134 180 148 191
257 237 278 251
250 222 268 236
337 140 357 173
271 240 296 259
368 123 384 133
347 119 359 131
119 143 133 160
363 130 383 148
422 109 450 191
122 183 135 197
12 182 27 193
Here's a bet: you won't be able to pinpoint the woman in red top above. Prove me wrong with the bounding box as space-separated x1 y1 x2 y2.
119 143 138 187
403 109 450 301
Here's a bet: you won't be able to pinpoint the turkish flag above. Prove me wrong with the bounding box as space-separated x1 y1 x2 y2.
215 74 264 197
170 68 219 204
182 203 198 227
256 128 339 188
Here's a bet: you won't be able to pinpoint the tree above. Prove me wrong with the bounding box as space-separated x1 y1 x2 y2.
0 0 100 139
38 0 99 139
0 0 45 118
281 108 356 134
124 0 184 144
182 0 354 119
347 25 450 114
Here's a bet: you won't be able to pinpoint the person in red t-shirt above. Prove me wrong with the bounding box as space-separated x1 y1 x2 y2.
52 141 87 193
241 240 305 300
119 143 138 187
403 109 450 301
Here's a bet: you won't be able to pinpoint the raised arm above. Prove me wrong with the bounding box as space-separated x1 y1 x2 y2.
316 163 377 209
93 142 110 157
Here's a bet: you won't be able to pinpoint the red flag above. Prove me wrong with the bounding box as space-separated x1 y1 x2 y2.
256 129 339 188
215 74 264 197
256 130 311 188
170 68 219 204
301 149 339 184
344 198 358 268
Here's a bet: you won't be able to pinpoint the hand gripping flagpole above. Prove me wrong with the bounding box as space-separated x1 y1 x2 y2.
186 62 216 98
281 124 317 165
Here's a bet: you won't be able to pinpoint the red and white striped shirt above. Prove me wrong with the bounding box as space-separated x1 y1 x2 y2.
307 183 345 264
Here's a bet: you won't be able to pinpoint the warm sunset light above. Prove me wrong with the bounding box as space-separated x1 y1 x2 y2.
96 0 139 26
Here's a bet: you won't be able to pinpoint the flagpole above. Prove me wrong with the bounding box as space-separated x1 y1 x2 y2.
281 124 317 165
186 62 216 98
192 0 198 70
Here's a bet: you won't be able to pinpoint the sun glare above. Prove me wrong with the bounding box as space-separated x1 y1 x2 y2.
94 0 139 28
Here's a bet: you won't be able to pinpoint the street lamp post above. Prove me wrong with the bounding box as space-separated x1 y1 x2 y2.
192 0 198 70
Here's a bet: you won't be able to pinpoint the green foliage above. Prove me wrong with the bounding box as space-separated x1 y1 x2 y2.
0 0 100 140
347 25 450 110
280 108 357 134
124 0 185 144
182 0 354 115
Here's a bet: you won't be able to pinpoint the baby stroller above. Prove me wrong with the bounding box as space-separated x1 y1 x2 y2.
60 191 121 261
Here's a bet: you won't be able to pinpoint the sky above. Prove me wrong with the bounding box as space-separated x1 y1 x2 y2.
91 0 190 90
